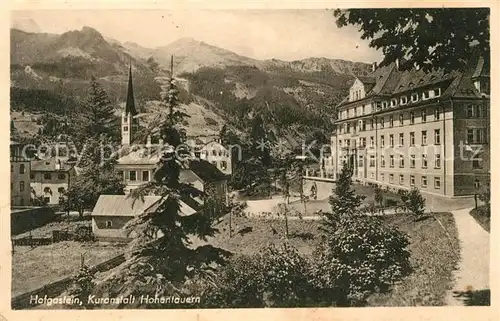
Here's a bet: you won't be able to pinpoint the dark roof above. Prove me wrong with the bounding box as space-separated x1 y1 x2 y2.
357 76 376 84
31 158 74 172
179 169 201 184
365 62 399 96
188 159 227 183
125 64 137 116
338 59 486 108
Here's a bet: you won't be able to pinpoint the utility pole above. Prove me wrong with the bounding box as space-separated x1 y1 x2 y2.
170 55 174 78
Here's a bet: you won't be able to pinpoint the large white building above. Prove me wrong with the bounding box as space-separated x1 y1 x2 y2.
321 58 490 197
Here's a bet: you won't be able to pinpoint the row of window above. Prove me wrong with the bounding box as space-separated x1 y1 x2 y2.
41 187 66 194
205 150 230 157
31 173 67 180
118 170 150 182
340 127 487 148
340 101 485 124
379 173 442 189
11 164 27 174
373 154 442 169
340 107 442 134
352 152 483 170
340 88 442 119
211 160 228 170
341 129 442 148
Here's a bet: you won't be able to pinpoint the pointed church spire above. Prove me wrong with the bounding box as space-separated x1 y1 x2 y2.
125 61 137 116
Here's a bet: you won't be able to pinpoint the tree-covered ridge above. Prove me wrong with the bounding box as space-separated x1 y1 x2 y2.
181 64 353 138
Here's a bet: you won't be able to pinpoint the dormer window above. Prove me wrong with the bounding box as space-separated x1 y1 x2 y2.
422 91 430 100
376 102 382 111
400 96 408 105
390 99 397 107
382 101 388 109
411 93 419 102
434 88 441 97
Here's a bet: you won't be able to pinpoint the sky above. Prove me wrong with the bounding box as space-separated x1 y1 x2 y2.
11 10 383 63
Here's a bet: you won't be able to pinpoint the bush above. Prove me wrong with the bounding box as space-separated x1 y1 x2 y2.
406 188 426 218
67 264 96 309
204 243 317 308
204 116 218 126
73 225 96 242
386 198 399 207
478 184 490 207
312 215 412 306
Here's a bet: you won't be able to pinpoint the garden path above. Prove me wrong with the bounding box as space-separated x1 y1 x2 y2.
446 207 490 306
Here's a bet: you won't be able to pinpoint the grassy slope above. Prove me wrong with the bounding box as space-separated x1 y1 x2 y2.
367 212 459 306
209 212 459 306
469 205 490 233
12 241 125 297
22 211 459 306
209 216 323 256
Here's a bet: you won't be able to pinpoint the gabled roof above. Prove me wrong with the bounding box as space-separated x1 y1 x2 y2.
180 169 201 184
91 195 197 217
366 62 399 96
200 140 228 151
116 144 174 165
357 76 376 84
188 159 227 183
31 158 74 172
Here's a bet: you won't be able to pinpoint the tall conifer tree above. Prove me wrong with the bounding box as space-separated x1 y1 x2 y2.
97 64 230 306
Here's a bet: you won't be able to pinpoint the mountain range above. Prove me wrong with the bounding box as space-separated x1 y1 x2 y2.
10 25 372 141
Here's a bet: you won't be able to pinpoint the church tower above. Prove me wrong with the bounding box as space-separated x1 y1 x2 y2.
122 63 138 146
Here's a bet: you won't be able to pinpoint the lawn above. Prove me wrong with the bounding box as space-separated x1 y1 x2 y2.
469 205 490 233
208 216 323 255
208 212 459 306
367 212 459 306
11 241 125 297
28 211 458 307
351 183 400 206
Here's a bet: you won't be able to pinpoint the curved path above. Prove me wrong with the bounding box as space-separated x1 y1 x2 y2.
446 207 490 306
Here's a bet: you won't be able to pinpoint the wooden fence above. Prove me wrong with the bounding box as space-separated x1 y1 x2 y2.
12 227 93 247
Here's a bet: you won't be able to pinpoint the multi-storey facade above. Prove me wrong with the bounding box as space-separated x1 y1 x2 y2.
30 157 76 204
198 140 233 176
10 141 31 206
323 59 489 197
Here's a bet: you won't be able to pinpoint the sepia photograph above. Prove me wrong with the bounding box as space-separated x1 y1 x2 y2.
8 7 491 311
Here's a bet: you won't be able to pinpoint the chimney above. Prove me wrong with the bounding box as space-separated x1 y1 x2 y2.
395 58 400 71
55 159 61 170
159 139 164 146
146 135 152 148
372 62 377 72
